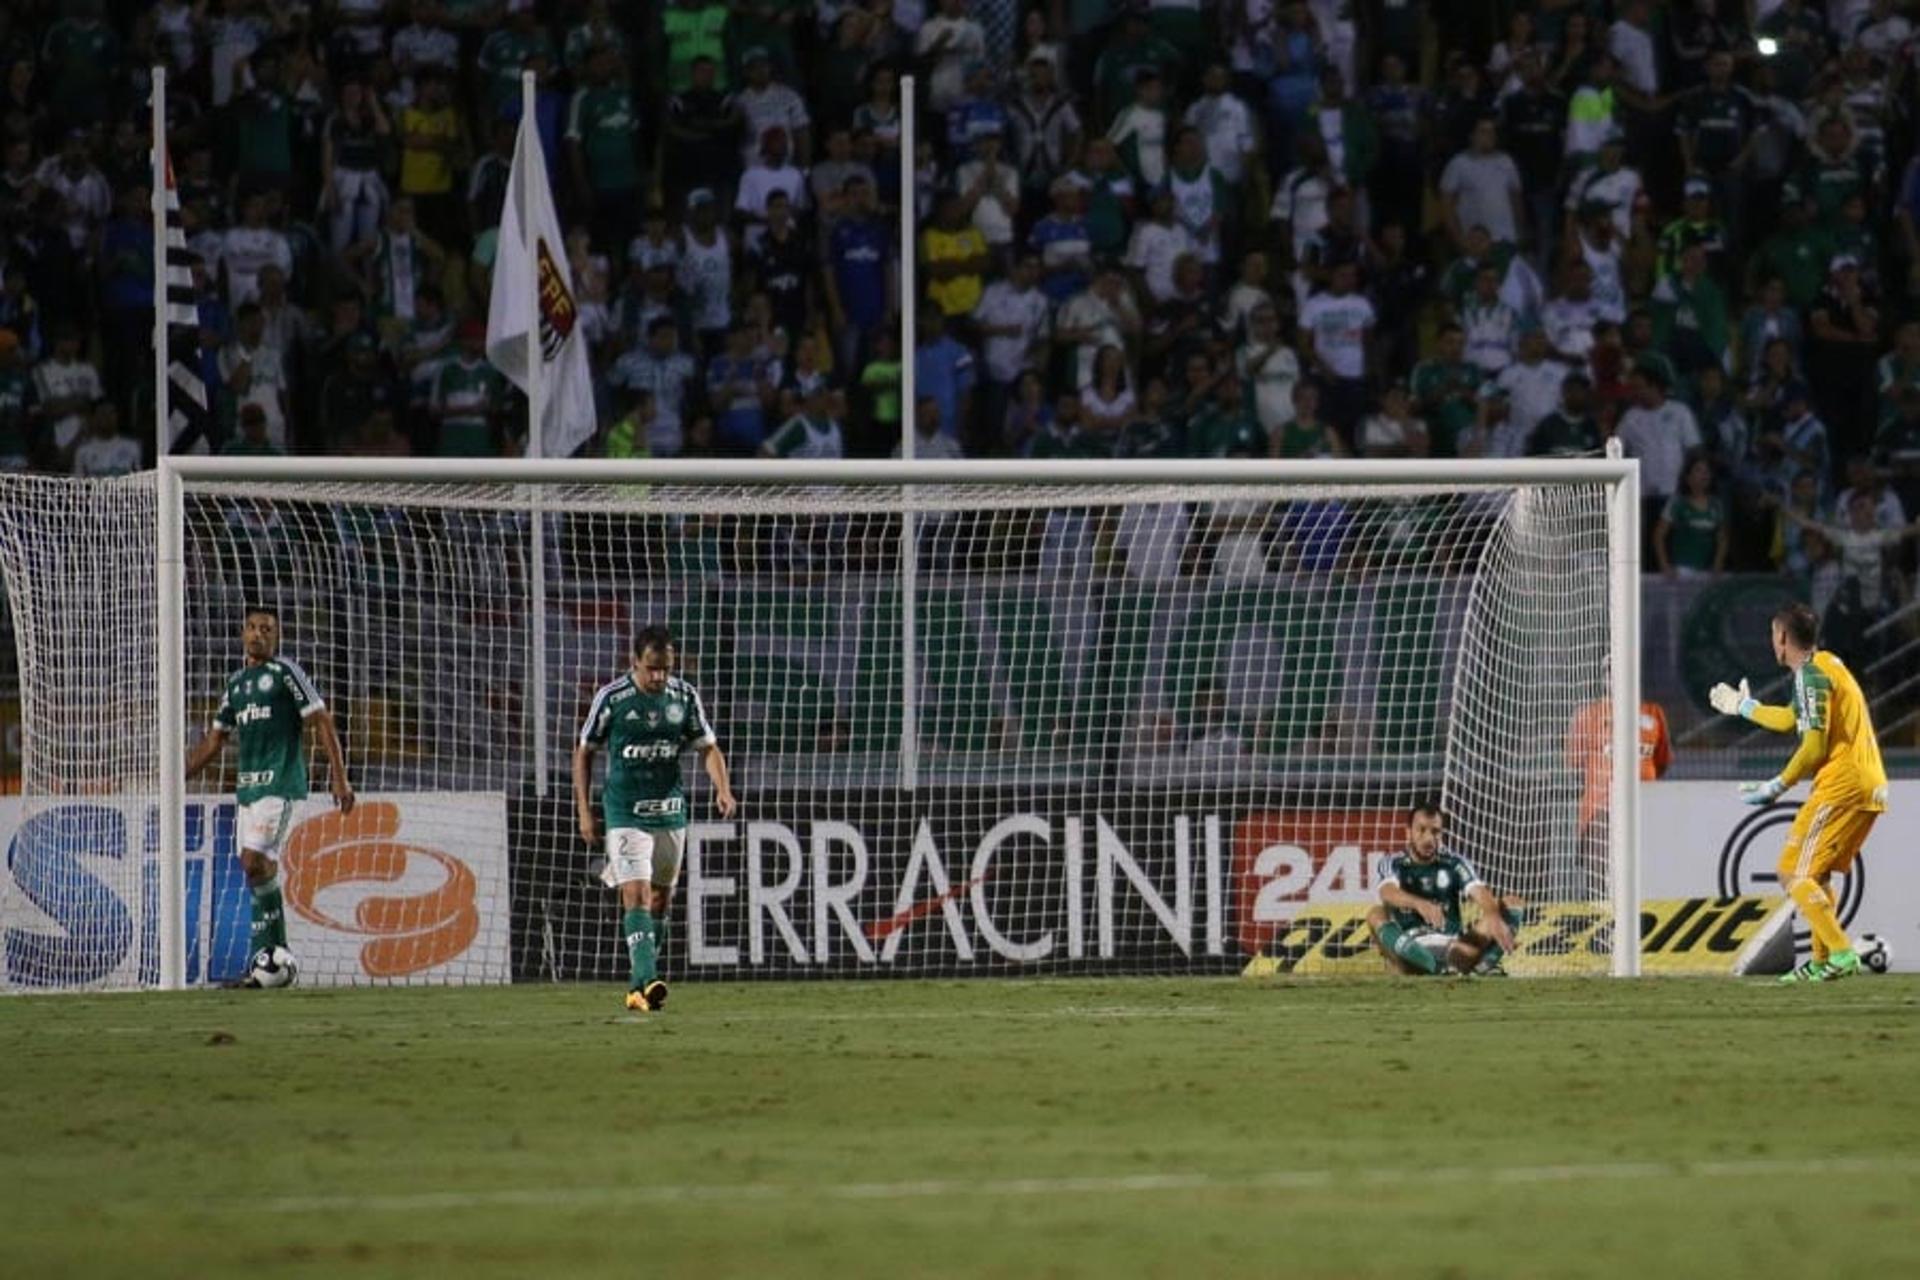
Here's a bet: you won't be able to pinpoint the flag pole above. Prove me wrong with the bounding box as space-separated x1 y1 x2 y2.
898 74 918 793
151 69 170 465
521 70 551 796
152 64 186 990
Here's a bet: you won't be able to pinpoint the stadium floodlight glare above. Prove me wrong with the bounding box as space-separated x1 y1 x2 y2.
0 455 1641 990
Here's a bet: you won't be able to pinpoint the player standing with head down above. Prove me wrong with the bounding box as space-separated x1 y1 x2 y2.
185 606 355 986
1366 801 1520 976
1710 603 1885 982
574 625 736 1013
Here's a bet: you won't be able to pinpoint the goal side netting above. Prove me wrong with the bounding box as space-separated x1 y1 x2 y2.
0 465 1635 989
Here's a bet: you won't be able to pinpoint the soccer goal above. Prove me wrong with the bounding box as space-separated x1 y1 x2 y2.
0 456 1640 990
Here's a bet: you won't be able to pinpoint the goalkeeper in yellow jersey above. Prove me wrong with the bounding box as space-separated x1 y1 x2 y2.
1709 603 1886 982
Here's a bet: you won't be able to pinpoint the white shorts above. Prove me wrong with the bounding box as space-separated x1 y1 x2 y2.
601 827 687 889
238 797 297 858
1408 930 1460 971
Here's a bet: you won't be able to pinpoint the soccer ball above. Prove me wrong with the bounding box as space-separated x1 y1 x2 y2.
1858 934 1892 975
249 946 299 989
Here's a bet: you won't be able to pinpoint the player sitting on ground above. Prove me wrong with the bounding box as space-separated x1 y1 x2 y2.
1366 800 1520 976
1709 602 1886 982
573 625 736 1013
184 605 355 986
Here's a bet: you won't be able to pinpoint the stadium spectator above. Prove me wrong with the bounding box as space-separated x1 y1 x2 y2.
1617 365 1703 544
0 0 1884 604
1654 453 1730 577
70 400 139 477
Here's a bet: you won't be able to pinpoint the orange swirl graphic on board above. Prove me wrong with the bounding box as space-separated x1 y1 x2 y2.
281 802 480 976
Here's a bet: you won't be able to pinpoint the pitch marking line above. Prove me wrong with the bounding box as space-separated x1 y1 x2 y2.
244 1156 1920 1216
40 992 1919 1038
67 1004 1238 1036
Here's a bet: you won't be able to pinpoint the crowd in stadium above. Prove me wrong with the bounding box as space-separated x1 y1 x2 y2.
7 1 1920 588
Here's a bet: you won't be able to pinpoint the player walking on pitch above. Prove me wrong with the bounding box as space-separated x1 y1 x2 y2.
574 626 736 1013
185 606 355 986
1710 603 1885 982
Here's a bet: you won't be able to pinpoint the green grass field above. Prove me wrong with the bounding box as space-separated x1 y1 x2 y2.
4 977 1918 1279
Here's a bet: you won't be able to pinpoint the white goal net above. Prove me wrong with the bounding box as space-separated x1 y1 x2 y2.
0 461 1638 989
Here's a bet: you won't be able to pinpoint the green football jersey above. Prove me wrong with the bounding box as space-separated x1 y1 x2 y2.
1381 849 1482 935
581 674 717 831
566 86 640 191
213 657 325 805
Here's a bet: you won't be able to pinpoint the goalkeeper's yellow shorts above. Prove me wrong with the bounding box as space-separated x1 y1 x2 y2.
1777 800 1878 885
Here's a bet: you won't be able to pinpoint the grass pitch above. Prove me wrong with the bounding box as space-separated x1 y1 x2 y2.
3 977 1917 1279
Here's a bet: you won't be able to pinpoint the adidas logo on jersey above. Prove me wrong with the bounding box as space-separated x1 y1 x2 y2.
624 710 640 721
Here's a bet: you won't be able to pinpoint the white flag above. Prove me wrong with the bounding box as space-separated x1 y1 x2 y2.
485 111 597 458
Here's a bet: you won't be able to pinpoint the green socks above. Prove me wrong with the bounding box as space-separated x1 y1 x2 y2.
1481 907 1523 968
250 874 287 951
1378 921 1441 974
624 907 657 988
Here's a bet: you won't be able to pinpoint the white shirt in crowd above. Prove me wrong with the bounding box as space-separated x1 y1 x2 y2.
1495 358 1569 441
1184 92 1257 185
1059 287 1137 388
1567 166 1643 242
973 279 1053 384
1617 398 1702 497
219 341 291 448
221 225 294 307
72 433 142 477
734 163 810 221
1607 19 1659 96
894 430 966 460
1541 295 1604 359
1271 167 1331 262
1237 341 1301 430
33 357 103 453
1360 412 1427 456
35 160 111 251
1299 290 1375 380
1218 283 1274 338
731 83 812 165
1126 219 1197 303
1835 485 1907 531
1109 105 1168 187
953 159 1019 246
391 22 460 72
1438 148 1523 245
916 17 987 113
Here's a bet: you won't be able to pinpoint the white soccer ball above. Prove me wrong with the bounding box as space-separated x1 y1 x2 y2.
1858 934 1892 975
249 946 299 989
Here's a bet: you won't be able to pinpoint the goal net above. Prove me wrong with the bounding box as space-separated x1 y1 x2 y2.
0 460 1638 990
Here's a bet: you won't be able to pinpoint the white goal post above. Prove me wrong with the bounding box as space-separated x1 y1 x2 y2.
0 455 1640 990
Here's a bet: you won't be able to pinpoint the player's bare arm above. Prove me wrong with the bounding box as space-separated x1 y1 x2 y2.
571 740 599 847
1469 884 1517 952
184 726 227 780
1381 881 1444 929
700 743 737 818
310 708 355 813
